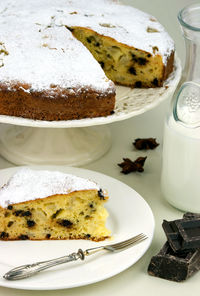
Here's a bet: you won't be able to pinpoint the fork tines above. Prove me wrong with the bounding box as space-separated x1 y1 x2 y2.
105 233 147 251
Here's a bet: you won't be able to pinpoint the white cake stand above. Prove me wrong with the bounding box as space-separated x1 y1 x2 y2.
0 57 182 166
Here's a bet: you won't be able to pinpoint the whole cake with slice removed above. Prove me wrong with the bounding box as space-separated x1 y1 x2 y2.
0 168 110 241
0 0 175 121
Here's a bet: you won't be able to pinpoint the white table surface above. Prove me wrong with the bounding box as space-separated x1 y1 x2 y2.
0 0 198 295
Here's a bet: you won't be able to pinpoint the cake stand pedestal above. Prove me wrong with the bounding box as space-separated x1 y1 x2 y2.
0 56 181 166
0 125 111 166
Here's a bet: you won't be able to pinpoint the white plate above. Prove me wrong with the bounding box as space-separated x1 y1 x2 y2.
0 166 155 290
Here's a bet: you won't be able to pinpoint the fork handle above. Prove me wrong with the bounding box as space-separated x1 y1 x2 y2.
3 249 84 281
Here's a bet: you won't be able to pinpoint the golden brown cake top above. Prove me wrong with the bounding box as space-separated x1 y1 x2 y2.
0 168 101 208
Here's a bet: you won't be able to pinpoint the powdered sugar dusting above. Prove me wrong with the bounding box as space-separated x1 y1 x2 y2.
0 0 174 95
0 1 114 93
59 0 174 65
0 168 100 208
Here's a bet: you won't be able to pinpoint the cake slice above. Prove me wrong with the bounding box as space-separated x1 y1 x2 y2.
0 168 110 241
61 0 175 88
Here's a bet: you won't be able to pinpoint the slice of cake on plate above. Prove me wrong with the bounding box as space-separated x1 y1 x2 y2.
0 168 110 241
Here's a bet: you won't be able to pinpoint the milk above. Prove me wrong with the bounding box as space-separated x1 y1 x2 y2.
161 115 200 212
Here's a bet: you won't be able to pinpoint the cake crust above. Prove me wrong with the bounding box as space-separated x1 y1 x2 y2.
0 83 115 121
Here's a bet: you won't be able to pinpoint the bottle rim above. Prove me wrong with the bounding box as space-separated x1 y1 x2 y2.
178 3 200 32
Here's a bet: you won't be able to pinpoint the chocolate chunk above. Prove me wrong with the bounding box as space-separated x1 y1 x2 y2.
0 232 9 239
58 219 73 228
133 138 159 150
99 61 104 69
183 212 200 220
52 209 62 219
14 210 31 217
18 235 29 240
98 188 105 200
46 233 51 239
22 211 32 217
27 220 36 228
152 78 159 86
85 234 91 239
135 81 142 88
118 157 147 174
148 242 200 282
138 57 148 65
13 210 23 217
162 218 200 252
128 67 136 75
7 221 14 227
7 205 13 210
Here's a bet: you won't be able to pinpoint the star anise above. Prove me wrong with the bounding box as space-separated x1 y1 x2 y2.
133 138 159 150
118 156 147 174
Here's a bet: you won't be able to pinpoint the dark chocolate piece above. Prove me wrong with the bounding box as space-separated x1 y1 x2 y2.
162 218 200 252
183 212 200 220
148 242 200 282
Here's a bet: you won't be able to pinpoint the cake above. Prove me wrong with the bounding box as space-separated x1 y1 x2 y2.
0 0 175 121
0 168 110 241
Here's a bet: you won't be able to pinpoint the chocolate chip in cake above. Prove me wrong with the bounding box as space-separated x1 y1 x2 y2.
99 61 104 69
22 210 32 217
152 78 159 86
14 210 23 216
7 221 14 227
138 57 148 65
4 212 10 217
14 210 32 217
27 220 36 227
85 215 90 219
135 81 142 88
58 219 73 228
18 235 29 240
46 233 51 239
85 234 91 239
67 26 74 32
95 42 100 47
147 53 151 58
86 36 94 43
98 188 105 200
0 231 9 238
89 203 94 208
52 209 62 219
7 205 13 210
128 67 136 75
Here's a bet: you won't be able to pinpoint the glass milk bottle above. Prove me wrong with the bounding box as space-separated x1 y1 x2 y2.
161 4 200 212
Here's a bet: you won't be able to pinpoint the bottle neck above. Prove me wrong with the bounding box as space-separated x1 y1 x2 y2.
182 36 200 83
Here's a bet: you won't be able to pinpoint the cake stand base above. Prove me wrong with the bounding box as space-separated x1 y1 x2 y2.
0 125 111 166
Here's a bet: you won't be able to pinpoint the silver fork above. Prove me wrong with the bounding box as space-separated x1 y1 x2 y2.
3 233 147 281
